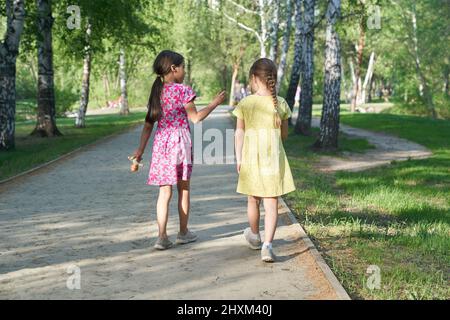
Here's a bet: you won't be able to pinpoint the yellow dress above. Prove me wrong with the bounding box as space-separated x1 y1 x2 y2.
231 95 296 197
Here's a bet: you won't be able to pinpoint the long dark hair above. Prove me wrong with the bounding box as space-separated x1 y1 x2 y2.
145 50 185 124
249 58 281 128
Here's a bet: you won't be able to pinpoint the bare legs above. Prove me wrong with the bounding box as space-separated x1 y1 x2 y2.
262 197 278 244
247 196 261 234
156 180 191 239
177 180 190 235
247 195 279 243
156 185 172 239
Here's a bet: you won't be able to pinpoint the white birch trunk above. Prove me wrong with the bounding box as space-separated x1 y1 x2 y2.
119 48 129 115
276 0 293 92
0 0 26 150
75 20 92 128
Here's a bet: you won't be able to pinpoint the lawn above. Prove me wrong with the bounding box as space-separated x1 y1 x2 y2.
284 113 450 299
0 111 147 181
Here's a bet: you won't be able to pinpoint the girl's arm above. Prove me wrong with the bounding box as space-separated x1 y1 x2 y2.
185 91 226 124
133 121 154 161
281 119 289 141
235 118 245 173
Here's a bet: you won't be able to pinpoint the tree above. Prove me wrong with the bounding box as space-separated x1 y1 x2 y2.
118 47 128 115
0 0 26 150
314 0 341 150
294 0 316 135
75 17 91 128
31 0 62 137
54 0 159 127
268 0 281 62
285 0 302 115
276 0 293 92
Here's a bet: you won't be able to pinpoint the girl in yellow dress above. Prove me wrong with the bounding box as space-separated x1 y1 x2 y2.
232 58 296 262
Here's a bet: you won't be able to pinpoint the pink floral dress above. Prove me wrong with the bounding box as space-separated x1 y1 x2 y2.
147 82 196 186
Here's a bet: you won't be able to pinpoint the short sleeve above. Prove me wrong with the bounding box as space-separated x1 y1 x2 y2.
231 100 244 120
279 98 292 120
183 85 196 107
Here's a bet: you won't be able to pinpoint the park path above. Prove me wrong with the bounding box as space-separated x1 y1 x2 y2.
0 106 347 300
308 117 432 172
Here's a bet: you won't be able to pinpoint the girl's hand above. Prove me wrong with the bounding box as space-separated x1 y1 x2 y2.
133 149 144 162
236 162 241 174
212 90 226 107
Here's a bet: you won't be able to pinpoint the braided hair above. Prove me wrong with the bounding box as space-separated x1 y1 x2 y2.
249 58 282 128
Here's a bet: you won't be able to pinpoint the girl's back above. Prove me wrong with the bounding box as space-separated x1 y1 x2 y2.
157 82 196 130
234 94 291 130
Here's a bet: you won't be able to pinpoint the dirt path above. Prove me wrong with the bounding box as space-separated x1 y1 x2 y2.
310 117 432 172
0 106 348 299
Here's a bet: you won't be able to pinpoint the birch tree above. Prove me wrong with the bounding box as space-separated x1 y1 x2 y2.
118 47 128 115
0 0 26 150
314 0 341 150
30 0 62 137
294 0 316 135
215 0 270 58
276 0 293 92
75 18 91 128
268 0 281 62
285 0 302 113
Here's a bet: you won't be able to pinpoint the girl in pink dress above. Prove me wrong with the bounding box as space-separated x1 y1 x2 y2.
132 50 226 250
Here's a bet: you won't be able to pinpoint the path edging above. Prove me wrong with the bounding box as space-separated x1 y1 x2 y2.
0 122 144 187
279 197 351 300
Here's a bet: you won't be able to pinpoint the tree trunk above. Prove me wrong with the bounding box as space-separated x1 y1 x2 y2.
276 0 293 93
119 48 129 115
103 73 110 107
285 0 302 115
295 0 315 136
0 0 26 151
314 0 341 150
268 0 281 62
361 51 376 104
229 46 245 106
259 0 268 58
350 18 365 112
186 58 192 87
411 3 436 119
75 20 92 128
444 65 449 98
229 63 239 106
31 0 62 137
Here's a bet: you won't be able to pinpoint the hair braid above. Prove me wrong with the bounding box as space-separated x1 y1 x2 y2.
267 73 281 128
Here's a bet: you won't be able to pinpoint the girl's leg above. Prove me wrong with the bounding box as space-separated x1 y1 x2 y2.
156 185 172 238
177 180 190 234
247 195 261 234
262 197 278 244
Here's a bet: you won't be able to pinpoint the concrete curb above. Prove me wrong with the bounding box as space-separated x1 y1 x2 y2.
278 197 351 300
0 121 144 187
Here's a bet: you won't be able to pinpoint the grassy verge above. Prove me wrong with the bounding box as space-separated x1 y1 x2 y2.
284 113 450 299
0 112 147 181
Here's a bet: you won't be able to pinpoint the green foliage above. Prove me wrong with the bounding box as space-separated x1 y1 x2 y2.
285 113 450 299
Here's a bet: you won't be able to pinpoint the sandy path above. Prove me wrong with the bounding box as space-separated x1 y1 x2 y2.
0 106 346 299
310 117 432 172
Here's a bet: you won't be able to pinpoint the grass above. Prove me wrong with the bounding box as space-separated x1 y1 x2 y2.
284 113 450 300
0 112 147 181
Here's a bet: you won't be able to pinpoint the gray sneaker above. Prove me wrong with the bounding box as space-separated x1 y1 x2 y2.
176 229 198 244
261 246 276 262
244 227 262 250
154 237 173 250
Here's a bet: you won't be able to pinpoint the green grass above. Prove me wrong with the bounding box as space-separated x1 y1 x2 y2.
284 113 450 300
0 112 147 181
